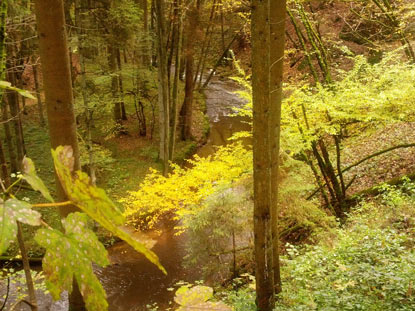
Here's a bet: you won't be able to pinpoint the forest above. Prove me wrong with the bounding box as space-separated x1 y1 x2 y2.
1 0 415 310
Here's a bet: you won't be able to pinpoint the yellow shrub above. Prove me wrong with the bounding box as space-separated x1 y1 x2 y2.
121 142 252 229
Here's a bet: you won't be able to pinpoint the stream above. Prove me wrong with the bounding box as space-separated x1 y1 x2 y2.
1 77 248 311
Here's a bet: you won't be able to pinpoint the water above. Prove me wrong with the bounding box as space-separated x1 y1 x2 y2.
0 76 248 311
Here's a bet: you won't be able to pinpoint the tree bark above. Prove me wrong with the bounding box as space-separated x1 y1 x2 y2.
109 46 122 124
76 0 97 186
6 69 25 166
17 223 38 311
116 48 127 121
33 0 84 309
269 0 286 295
168 0 183 160
155 0 170 175
1 103 17 173
139 0 150 66
32 63 45 126
180 0 199 141
251 0 273 309
0 134 9 187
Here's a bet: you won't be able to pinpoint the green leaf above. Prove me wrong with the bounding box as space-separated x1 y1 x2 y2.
0 81 36 100
22 156 54 202
51 145 166 274
35 212 109 311
174 285 232 311
0 198 41 254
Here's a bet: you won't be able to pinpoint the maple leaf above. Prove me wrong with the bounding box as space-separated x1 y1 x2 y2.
0 198 41 254
35 212 110 311
22 156 54 202
51 146 166 274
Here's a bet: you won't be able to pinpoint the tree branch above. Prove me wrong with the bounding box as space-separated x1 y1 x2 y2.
306 143 415 200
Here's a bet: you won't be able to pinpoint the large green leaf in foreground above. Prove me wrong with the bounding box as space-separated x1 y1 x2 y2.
35 212 109 311
22 156 54 202
51 146 166 274
0 198 41 254
0 81 36 99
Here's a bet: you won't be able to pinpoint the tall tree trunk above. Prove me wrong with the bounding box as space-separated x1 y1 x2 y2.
6 69 25 166
116 48 127 120
109 46 122 124
251 0 273 310
0 137 9 187
33 0 84 309
0 0 16 177
180 0 199 141
219 0 225 51
1 103 17 173
16 223 38 311
194 0 217 86
76 0 97 185
180 52 194 140
139 0 150 66
32 62 45 125
269 0 286 295
155 0 170 175
169 0 183 160
151 0 157 66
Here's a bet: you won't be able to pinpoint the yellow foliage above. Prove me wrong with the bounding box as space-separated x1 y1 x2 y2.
121 142 252 229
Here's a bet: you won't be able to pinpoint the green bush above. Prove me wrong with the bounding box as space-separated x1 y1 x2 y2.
224 183 415 311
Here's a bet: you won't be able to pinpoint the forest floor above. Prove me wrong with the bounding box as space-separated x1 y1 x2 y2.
343 122 415 194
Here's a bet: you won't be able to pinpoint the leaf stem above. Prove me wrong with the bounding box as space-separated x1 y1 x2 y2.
32 201 72 208
4 177 22 194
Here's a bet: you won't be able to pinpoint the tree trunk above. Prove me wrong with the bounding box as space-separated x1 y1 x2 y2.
0 0 16 177
76 0 97 185
168 0 183 160
33 0 84 309
180 0 199 141
32 63 45 126
194 0 217 86
0 135 10 187
116 48 127 120
151 0 157 66
109 46 122 124
6 69 25 166
155 0 170 175
17 223 38 311
1 103 17 173
269 0 286 295
139 0 150 66
180 52 194 140
251 0 273 310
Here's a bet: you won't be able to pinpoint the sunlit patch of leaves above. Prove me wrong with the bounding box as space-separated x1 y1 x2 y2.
174 285 232 311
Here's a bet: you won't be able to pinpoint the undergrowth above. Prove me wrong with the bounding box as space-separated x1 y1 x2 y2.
223 181 415 311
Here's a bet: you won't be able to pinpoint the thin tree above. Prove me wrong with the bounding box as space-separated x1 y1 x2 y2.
269 0 286 295
155 0 170 175
180 0 200 141
32 61 45 126
169 0 183 160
